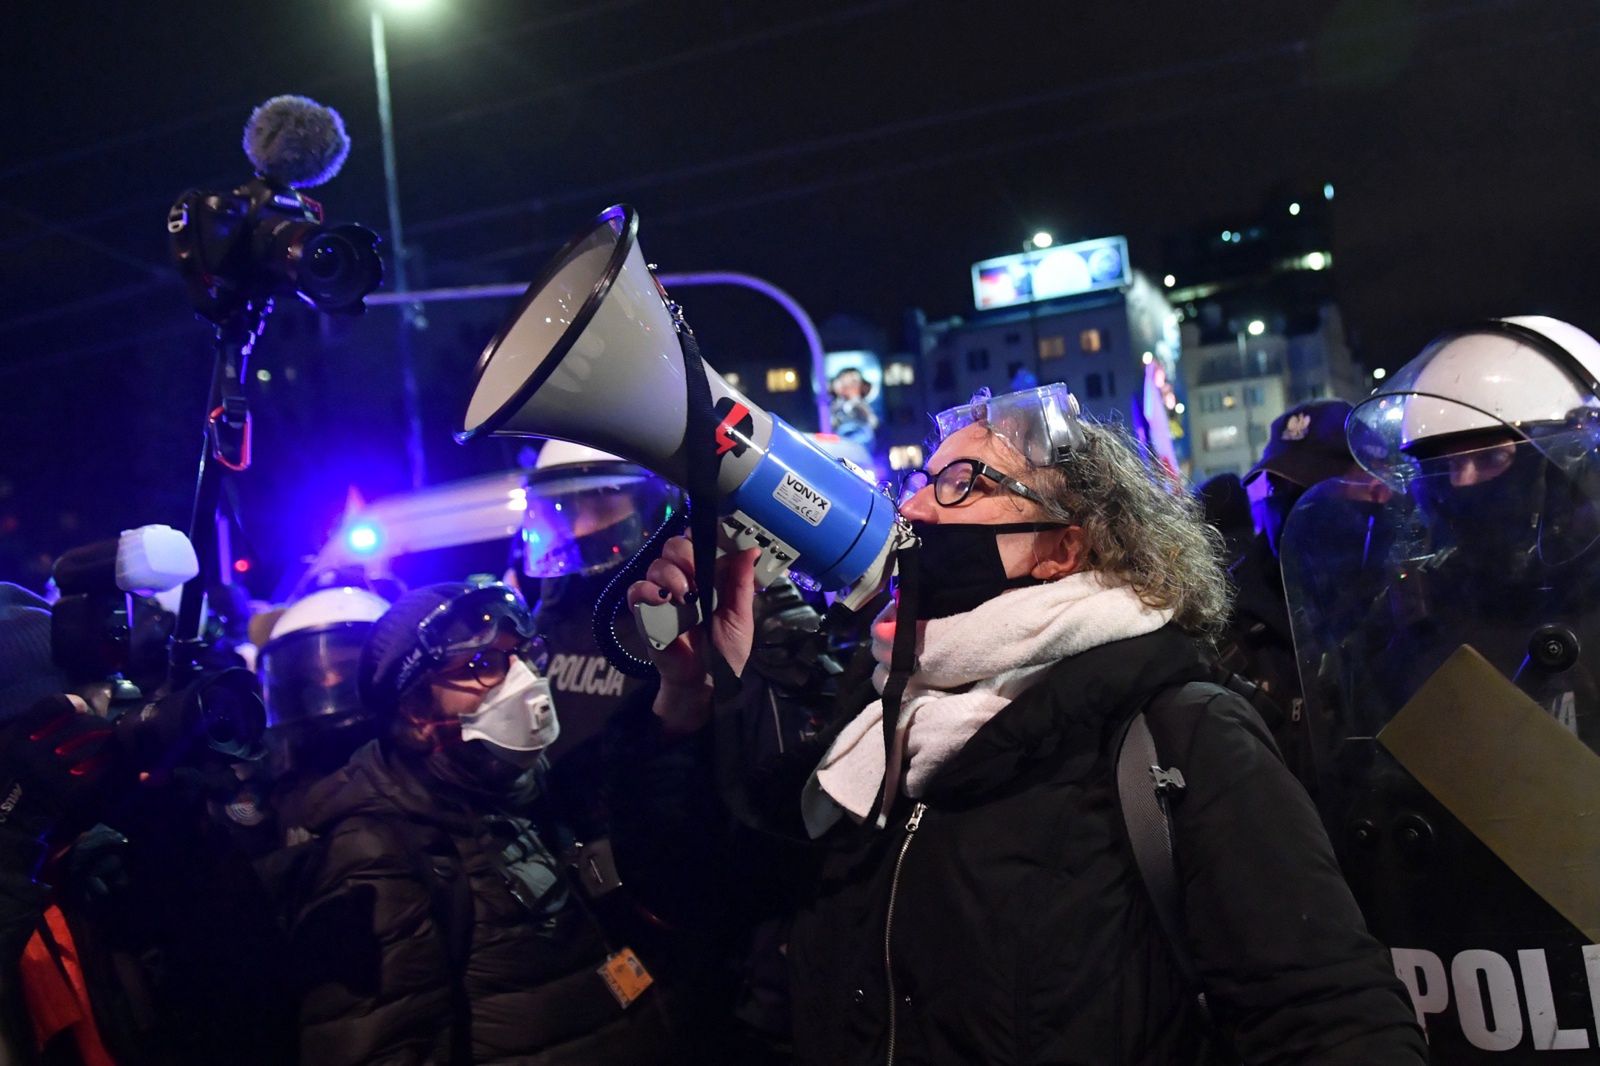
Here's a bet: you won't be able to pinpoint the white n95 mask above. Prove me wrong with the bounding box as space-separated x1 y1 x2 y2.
460 658 560 760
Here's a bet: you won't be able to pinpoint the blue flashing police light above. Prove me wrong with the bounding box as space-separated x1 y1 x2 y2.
346 522 382 555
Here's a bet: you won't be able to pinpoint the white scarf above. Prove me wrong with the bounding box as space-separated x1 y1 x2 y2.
800 572 1173 838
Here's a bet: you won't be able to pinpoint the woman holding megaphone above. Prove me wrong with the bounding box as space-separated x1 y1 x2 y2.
629 385 1425 1065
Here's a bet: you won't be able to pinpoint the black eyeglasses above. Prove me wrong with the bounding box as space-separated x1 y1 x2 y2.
897 458 1046 508
437 638 549 690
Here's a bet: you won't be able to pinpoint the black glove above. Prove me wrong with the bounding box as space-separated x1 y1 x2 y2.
0 695 119 852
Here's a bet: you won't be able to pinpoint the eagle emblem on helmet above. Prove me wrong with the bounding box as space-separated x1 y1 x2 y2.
1281 412 1312 441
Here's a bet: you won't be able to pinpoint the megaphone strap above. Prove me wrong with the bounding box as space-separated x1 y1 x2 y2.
868 540 921 827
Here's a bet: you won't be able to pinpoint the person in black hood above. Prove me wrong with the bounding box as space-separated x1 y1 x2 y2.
288 581 673 1065
1217 398 1391 795
631 384 1425 1065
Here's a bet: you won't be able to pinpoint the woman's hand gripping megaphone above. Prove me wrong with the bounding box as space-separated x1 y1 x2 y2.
626 533 760 732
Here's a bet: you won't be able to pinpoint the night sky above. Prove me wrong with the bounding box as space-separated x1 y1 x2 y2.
2 0 1596 592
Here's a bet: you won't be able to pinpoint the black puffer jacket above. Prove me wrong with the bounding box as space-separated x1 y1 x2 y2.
787 626 1427 1065
290 742 671 1065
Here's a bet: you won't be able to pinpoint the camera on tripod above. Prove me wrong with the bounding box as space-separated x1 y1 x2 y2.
166 95 382 323
50 526 266 768
168 179 381 322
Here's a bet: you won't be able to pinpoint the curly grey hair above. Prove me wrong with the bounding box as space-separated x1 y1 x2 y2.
1012 422 1233 639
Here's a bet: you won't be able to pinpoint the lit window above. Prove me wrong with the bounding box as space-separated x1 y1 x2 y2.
1204 425 1240 450
1038 335 1067 359
766 367 800 393
884 362 916 386
1079 329 1102 353
889 444 925 471
1222 394 1236 408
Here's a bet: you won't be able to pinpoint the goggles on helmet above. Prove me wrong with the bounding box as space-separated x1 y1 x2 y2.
393 583 539 697
933 383 1086 468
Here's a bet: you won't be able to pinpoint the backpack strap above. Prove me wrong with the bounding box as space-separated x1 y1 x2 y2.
1115 682 1216 1019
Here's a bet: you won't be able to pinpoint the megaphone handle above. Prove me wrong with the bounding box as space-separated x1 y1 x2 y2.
634 596 707 652
631 518 794 650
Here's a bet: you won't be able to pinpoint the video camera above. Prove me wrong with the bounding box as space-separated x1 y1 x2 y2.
166 95 381 323
50 525 265 769
167 178 381 323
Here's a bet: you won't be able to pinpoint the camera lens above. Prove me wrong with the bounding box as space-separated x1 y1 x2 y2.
295 226 383 312
307 242 344 281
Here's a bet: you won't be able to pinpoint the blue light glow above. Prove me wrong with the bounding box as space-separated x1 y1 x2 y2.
346 522 382 554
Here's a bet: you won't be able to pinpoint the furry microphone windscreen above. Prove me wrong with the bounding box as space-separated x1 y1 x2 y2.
242 95 352 189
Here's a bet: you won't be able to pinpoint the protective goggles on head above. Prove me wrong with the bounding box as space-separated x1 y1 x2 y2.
394 583 539 697
933 383 1086 468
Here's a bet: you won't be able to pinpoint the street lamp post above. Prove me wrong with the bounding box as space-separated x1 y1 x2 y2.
370 2 428 490
1236 320 1267 466
1022 231 1053 385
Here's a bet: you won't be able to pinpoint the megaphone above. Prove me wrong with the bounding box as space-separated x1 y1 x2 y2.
458 204 912 648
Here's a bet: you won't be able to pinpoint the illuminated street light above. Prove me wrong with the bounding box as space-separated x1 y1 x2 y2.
1373 367 1388 381
1163 274 1176 288
1289 202 1301 216
1174 401 1186 415
1247 320 1266 336
1324 182 1335 201
1305 251 1329 271
1031 231 1054 249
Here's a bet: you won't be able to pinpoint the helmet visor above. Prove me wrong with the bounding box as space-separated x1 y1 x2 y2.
933 383 1086 467
260 624 372 730
522 463 680 577
1353 331 1600 488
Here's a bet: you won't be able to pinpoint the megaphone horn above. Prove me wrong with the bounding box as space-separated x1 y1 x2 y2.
459 204 910 631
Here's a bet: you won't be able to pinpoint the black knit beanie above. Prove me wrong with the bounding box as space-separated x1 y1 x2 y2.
357 583 475 718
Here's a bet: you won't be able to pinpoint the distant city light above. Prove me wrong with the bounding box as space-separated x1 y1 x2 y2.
1163 274 1176 287
1220 231 1232 242
1247 320 1266 336
1031 231 1054 249
1141 351 1154 365
1305 251 1329 271
1373 367 1388 381
346 522 382 555
1289 202 1301 216
1323 182 1335 201
1175 402 1186 414
255 368 272 383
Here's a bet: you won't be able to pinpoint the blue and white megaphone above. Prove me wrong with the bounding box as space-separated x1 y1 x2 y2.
457 205 912 648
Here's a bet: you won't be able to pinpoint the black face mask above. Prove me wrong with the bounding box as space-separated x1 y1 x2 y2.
420 736 543 807
909 521 1070 619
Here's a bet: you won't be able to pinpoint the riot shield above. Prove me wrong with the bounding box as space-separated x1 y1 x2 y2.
1282 436 1600 1060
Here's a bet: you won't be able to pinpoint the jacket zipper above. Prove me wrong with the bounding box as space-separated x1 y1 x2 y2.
884 801 926 1066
